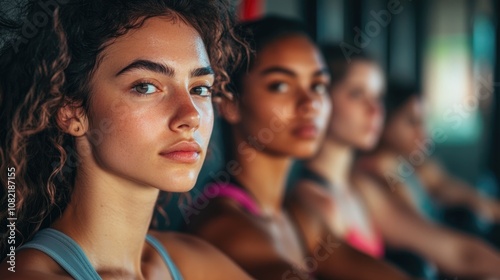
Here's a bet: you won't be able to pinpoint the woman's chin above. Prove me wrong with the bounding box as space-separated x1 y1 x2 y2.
157 182 196 193
291 148 320 159
357 142 377 151
156 171 200 193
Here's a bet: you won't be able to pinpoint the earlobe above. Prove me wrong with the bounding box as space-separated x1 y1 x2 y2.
216 96 241 124
56 102 88 137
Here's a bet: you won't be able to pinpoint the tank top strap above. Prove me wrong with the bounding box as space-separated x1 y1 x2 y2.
145 234 184 280
17 228 101 280
345 228 385 258
207 182 262 216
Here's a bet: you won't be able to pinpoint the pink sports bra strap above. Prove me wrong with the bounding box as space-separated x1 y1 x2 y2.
345 228 384 258
208 183 262 216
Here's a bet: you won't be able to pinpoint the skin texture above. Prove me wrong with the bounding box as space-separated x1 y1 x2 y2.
189 36 410 280
0 17 251 280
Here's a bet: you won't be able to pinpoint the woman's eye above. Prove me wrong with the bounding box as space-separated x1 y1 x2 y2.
268 82 289 93
132 83 159 95
191 86 212 97
312 83 328 95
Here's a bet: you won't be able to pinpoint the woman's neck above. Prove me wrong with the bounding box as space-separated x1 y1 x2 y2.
306 138 354 192
231 137 292 218
51 146 159 277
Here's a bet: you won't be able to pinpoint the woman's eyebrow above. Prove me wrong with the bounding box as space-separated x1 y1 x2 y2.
313 68 330 77
115 59 214 79
116 59 174 77
190 66 214 78
259 67 330 78
260 66 296 77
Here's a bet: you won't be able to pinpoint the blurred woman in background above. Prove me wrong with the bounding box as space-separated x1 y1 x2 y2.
289 48 386 260
362 86 500 224
291 45 500 278
188 16 410 280
0 1 252 279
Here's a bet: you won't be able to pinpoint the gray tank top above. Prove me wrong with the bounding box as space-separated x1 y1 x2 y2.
17 228 183 280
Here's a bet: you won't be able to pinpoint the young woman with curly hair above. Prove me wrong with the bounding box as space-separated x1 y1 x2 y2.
0 0 252 279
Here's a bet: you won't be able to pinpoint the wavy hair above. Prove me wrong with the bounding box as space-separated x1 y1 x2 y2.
0 0 248 257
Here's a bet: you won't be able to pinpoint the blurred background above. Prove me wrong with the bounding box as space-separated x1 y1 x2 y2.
239 0 499 188
164 0 500 233
159 4 500 276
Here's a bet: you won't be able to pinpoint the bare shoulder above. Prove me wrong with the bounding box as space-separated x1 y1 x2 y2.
286 183 336 246
148 229 253 280
148 230 225 259
288 180 335 225
184 197 288 276
356 152 397 179
351 169 387 194
352 165 412 203
0 248 71 279
416 159 445 186
149 198 263 279
187 196 272 243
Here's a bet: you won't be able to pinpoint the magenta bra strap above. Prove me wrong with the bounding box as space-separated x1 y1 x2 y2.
206 183 262 216
345 229 384 258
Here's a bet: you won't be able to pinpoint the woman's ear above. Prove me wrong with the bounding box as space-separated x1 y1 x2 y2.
56 102 89 137
216 95 241 124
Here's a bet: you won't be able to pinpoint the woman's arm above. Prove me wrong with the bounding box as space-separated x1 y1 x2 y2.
187 199 317 280
357 175 500 278
154 231 254 280
287 190 412 280
418 160 500 222
0 249 74 280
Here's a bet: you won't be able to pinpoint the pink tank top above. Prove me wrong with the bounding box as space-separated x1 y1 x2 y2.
345 228 384 258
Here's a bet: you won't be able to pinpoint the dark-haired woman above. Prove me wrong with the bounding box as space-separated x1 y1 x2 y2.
356 88 500 278
364 88 500 223
188 17 410 280
290 47 387 260
0 0 252 279
291 44 500 278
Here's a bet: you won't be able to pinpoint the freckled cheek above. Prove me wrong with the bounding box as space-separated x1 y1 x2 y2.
103 111 160 153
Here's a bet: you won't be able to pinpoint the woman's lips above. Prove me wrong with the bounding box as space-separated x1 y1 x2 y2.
160 151 200 163
292 124 319 139
159 141 201 163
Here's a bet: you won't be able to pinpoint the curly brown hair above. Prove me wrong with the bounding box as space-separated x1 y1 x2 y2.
0 0 248 258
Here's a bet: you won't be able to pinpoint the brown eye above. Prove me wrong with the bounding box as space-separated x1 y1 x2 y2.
191 86 212 97
132 83 158 95
268 82 289 93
